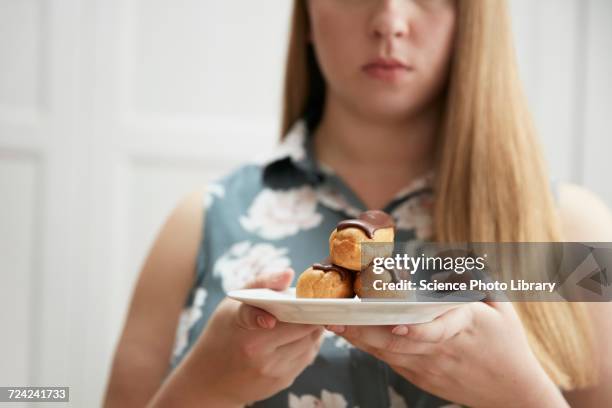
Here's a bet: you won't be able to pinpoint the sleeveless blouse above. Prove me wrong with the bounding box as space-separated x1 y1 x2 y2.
167 120 462 408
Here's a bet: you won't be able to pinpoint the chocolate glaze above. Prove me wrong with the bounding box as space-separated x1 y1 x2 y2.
312 262 352 281
364 262 401 283
336 210 395 239
389 268 401 283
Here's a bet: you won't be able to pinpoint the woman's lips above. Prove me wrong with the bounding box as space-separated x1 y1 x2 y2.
362 58 414 82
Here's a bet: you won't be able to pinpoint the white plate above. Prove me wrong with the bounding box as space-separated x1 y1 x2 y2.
228 288 476 325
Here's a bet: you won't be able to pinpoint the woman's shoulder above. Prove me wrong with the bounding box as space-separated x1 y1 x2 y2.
557 182 612 241
204 163 263 195
155 164 266 254
201 162 271 217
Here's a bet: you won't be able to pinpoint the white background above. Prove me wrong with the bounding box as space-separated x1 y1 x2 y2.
0 0 610 406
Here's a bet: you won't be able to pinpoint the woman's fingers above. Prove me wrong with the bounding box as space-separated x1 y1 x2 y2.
329 325 435 355
331 304 473 357
267 329 324 377
369 348 423 369
276 327 323 356
234 301 323 352
393 304 472 343
235 269 296 331
264 323 323 350
287 331 325 368
235 303 278 330
243 322 322 355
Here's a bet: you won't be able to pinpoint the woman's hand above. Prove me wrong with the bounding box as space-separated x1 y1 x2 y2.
326 301 568 408
194 269 324 406
149 269 324 408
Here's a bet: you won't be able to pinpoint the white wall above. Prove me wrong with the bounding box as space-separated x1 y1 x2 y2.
510 0 612 204
0 1 610 406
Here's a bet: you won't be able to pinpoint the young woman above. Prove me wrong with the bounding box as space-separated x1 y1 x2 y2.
104 0 612 407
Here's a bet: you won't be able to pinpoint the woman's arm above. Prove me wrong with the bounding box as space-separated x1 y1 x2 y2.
563 302 612 407
325 183 612 407
558 183 612 407
103 190 205 407
103 189 324 408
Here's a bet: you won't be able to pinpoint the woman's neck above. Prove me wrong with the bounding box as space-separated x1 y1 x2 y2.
313 99 441 209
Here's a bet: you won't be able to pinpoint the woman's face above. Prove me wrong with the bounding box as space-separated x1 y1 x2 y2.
307 0 457 121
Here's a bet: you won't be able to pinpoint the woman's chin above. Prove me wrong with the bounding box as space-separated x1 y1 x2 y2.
339 89 425 121
354 101 426 124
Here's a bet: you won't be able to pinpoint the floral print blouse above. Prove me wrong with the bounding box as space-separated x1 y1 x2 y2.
167 120 460 408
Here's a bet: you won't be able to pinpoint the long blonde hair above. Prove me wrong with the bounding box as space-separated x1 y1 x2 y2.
282 0 594 390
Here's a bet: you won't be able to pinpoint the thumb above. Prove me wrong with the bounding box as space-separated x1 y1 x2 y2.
243 268 295 291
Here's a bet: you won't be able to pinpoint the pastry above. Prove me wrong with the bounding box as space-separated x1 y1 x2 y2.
329 210 395 271
296 262 355 298
354 263 410 300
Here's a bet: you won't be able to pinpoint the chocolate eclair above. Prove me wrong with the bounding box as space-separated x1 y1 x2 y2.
296 262 355 299
354 262 411 300
329 210 395 271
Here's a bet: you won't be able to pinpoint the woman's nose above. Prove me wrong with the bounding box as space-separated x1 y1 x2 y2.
370 0 410 40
